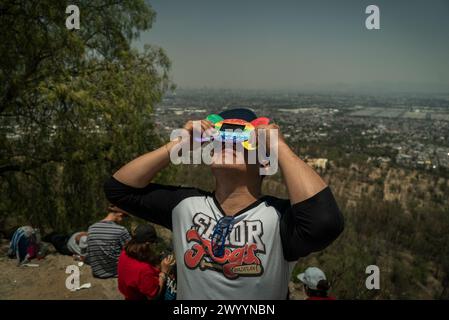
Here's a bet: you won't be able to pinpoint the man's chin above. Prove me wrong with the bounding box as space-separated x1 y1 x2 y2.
210 162 247 170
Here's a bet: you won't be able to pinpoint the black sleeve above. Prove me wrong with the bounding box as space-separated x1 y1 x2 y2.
276 187 344 261
103 176 206 230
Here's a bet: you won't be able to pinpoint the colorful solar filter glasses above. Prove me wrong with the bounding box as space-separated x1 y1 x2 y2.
196 114 270 150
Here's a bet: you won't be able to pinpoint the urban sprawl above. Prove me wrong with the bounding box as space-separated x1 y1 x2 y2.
155 89 449 171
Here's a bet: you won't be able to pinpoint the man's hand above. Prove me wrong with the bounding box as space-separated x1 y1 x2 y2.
254 123 286 151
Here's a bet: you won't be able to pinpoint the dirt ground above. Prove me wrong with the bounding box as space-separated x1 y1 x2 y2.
0 239 305 300
0 240 122 300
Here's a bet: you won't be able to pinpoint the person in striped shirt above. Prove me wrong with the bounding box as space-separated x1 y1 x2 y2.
86 206 131 279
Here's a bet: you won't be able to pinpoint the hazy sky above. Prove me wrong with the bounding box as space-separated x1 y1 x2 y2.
136 0 449 92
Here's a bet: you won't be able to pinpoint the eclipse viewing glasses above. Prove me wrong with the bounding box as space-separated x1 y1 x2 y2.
197 113 270 150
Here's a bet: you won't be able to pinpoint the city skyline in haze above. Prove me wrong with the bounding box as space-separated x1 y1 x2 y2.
136 0 449 93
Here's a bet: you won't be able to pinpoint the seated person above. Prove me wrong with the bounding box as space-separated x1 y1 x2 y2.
86 205 131 278
118 224 175 300
298 267 335 300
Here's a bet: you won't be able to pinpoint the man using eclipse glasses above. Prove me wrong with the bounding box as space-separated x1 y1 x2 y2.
104 108 344 299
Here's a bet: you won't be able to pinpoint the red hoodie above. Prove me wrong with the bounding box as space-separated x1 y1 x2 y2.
117 250 160 300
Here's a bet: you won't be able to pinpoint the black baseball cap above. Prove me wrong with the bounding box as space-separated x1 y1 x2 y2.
218 108 257 122
133 224 160 244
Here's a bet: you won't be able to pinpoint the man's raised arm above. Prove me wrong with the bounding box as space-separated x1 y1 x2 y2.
276 132 344 260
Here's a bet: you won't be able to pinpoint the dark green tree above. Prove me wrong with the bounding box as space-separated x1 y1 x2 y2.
0 0 174 232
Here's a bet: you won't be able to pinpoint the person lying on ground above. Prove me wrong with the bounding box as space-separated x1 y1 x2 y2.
86 205 131 279
43 231 88 260
118 224 175 300
104 108 344 299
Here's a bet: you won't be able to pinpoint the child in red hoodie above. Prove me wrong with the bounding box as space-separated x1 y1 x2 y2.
118 224 174 300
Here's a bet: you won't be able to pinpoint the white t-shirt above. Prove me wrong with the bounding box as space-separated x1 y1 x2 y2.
104 177 344 299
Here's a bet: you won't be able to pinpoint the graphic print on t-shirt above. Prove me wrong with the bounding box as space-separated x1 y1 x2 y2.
183 212 265 279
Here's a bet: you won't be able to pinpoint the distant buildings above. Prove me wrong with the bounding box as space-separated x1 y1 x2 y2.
152 90 449 171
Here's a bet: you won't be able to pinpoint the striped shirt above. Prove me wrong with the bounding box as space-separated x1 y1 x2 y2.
86 221 131 279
